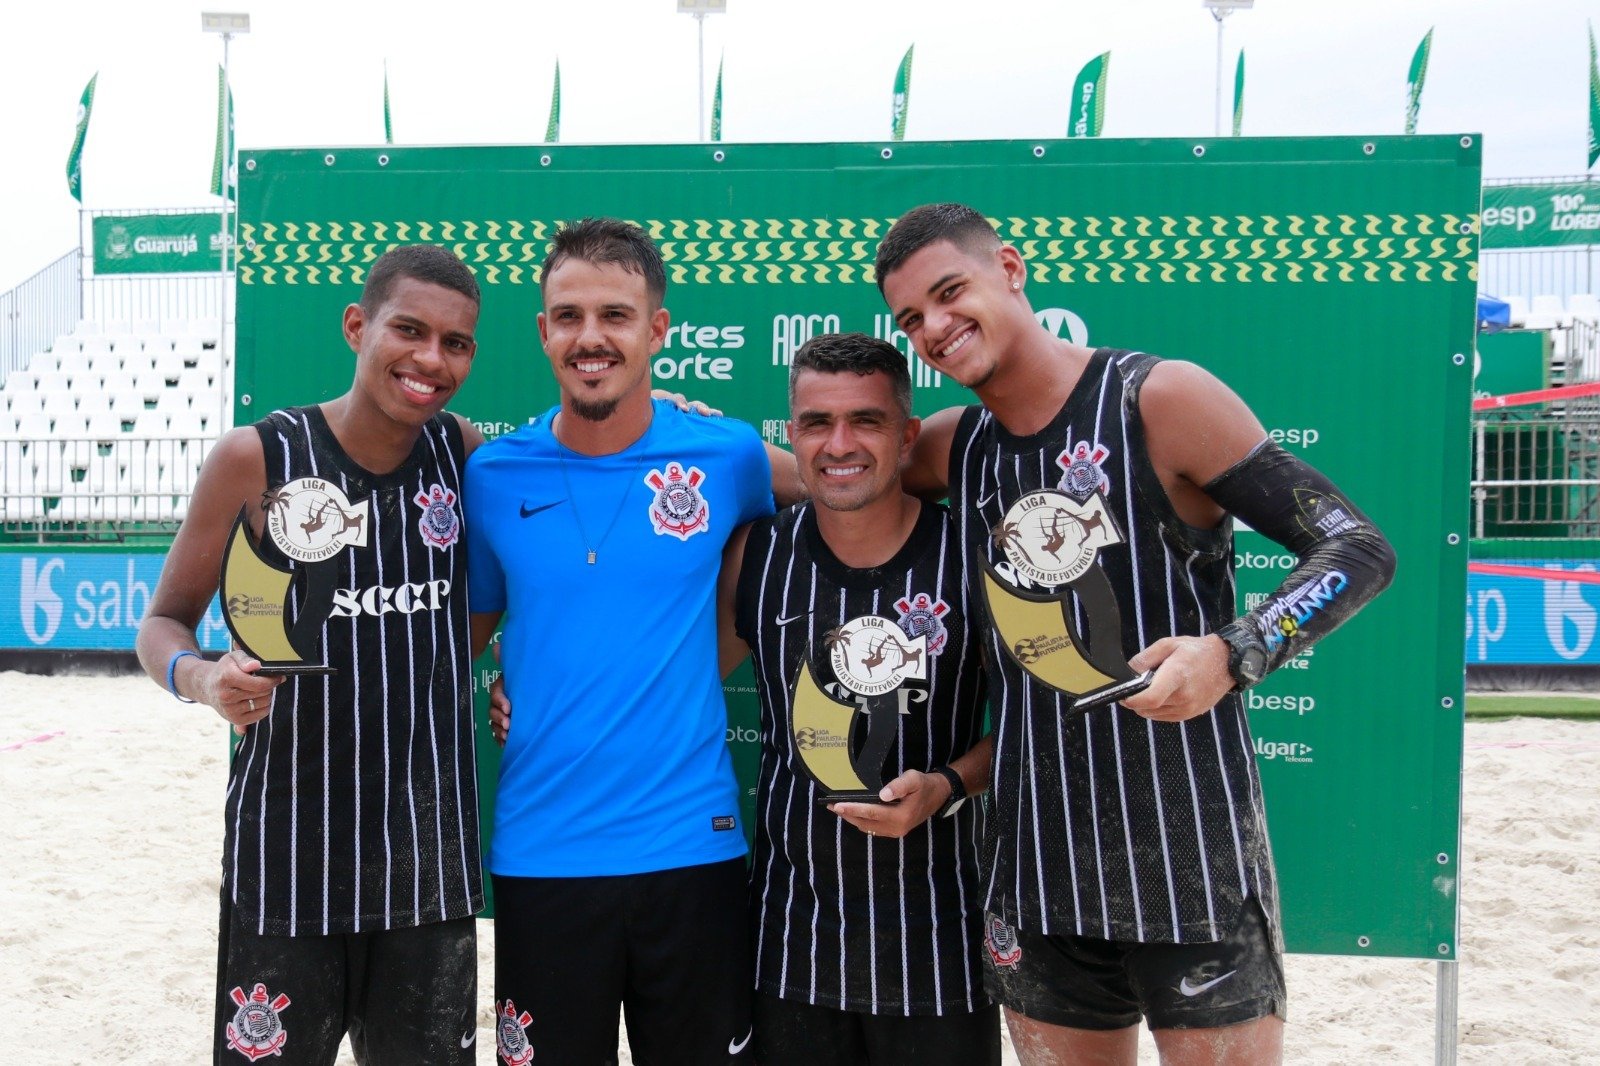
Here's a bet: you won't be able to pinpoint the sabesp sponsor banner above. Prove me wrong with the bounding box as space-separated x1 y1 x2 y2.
0 553 228 652
91 212 228 274
1481 182 1600 249
1466 560 1600 665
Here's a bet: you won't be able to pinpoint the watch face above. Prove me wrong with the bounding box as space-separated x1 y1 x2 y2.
1239 647 1268 684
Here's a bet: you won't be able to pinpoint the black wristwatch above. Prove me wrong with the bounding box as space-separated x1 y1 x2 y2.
930 765 967 818
1217 621 1269 691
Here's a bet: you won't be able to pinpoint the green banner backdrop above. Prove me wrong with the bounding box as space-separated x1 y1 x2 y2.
91 211 227 274
1481 181 1600 248
237 137 1475 960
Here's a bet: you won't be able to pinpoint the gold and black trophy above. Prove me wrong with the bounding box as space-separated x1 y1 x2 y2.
790 616 928 804
218 478 369 675
979 487 1152 710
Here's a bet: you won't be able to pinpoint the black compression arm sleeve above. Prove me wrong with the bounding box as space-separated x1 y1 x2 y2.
1203 440 1397 683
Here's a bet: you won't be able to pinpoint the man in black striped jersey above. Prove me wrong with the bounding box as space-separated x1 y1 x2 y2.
717 333 1000 1065
138 245 487 1065
874 204 1396 1065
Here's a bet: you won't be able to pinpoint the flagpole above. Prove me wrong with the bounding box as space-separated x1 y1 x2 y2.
202 12 249 432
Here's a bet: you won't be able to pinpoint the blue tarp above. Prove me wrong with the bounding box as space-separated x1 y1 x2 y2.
1477 294 1511 333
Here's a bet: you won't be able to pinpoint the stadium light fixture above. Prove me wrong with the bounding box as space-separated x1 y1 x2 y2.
677 0 727 142
1202 1 1253 137
200 12 251 34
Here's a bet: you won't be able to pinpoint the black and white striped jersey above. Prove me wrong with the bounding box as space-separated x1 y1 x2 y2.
949 349 1278 945
222 405 482 936
735 501 989 1016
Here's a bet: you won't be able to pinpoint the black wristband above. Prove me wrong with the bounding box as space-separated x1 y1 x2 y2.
931 765 967 818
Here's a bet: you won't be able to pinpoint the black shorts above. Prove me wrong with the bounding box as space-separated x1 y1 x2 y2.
752 992 1000 1066
492 857 751 1064
981 896 1286 1032
213 895 477 1065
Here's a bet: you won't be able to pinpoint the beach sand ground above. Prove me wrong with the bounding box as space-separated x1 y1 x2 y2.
1 673 1595 1064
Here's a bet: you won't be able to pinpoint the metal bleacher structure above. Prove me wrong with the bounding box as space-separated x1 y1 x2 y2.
0 219 230 542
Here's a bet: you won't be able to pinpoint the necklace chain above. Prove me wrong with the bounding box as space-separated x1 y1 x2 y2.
555 420 646 565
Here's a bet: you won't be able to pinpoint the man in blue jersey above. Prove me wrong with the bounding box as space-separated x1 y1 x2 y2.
464 217 800 1065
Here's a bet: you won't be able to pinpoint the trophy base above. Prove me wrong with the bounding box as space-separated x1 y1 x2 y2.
816 790 891 807
256 664 339 677
1071 670 1155 711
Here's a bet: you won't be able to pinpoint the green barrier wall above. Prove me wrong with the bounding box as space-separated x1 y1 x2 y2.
237 136 1475 959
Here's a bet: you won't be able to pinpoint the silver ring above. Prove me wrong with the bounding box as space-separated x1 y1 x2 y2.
248 698 256 712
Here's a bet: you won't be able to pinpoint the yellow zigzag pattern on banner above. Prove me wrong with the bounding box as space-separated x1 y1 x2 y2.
236 214 1478 286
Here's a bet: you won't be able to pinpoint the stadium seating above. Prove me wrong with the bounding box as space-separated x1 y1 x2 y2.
0 316 229 531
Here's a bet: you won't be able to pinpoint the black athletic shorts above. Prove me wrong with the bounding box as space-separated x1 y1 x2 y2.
213 894 477 1065
981 895 1286 1032
751 992 1000 1066
492 857 752 1065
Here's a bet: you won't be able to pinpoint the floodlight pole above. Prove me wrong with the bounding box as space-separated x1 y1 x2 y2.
202 12 248 431
1203 1 1251 137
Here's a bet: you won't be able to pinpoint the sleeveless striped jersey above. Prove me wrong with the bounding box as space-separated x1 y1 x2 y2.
736 501 990 1016
949 349 1277 944
223 405 482 936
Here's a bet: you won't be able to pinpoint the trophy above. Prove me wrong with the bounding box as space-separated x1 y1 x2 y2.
979 487 1152 710
790 615 928 804
218 477 368 675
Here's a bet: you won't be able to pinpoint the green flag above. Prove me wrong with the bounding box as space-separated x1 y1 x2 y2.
65 73 97 203
711 55 724 142
1066 51 1110 138
891 45 913 141
383 61 393 144
1588 21 1599 169
210 65 235 200
1405 27 1433 135
545 61 561 143
1232 50 1245 137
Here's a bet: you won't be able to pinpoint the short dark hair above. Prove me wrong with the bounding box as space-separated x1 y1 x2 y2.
874 202 1001 292
789 333 913 419
360 244 480 311
543 217 667 305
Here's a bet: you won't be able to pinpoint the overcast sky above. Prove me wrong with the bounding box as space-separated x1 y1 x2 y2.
1 0 1594 291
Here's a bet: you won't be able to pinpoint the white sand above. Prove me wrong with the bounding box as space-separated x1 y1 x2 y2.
1 672 1596 1064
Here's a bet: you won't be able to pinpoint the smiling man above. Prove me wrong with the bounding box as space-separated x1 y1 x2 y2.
716 333 998 1066
463 217 789 1065
137 244 486 1065
874 203 1397 1066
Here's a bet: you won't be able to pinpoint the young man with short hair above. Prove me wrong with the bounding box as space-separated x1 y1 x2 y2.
138 244 487 1064
464 217 799 1065
875 203 1397 1066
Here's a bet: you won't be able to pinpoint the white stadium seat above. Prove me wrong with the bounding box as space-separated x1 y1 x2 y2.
78 336 114 359
56 350 93 376
53 334 82 354
76 392 112 415
155 389 194 415
72 320 102 338
5 368 41 394
133 319 163 337
131 410 170 437
176 367 213 392
189 317 222 343
30 352 60 375
103 320 132 336
100 370 137 394
108 392 145 420
5 391 44 416
39 391 77 419
151 351 185 383
15 411 53 440
105 334 143 356
166 409 209 439
36 370 70 392
53 412 90 438
132 371 167 403
1569 294 1600 324
171 337 206 360
1504 296 1531 328
1527 294 1568 330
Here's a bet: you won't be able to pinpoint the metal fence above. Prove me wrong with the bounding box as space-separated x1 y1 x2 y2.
0 250 82 383
1479 247 1595 304
0 435 216 542
1472 409 1600 540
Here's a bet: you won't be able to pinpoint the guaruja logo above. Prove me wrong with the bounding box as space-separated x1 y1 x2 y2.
261 478 369 564
105 224 133 260
825 615 928 697
645 463 711 540
895 593 951 656
1056 440 1110 501
992 490 1120 588
413 482 460 550
225 983 291 1061
985 916 1022 970
496 998 535 1066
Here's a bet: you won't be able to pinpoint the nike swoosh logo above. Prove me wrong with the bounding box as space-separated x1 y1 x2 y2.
519 500 560 519
729 1027 753 1055
976 488 1001 508
774 613 810 627
460 1030 477 1048
1178 969 1237 997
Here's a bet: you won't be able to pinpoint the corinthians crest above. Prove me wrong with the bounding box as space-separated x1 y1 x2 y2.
645 462 710 540
980 488 1151 710
225 983 291 1061
790 616 927 804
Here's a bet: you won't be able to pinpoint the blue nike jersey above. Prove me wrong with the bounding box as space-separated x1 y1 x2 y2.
465 400 774 876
